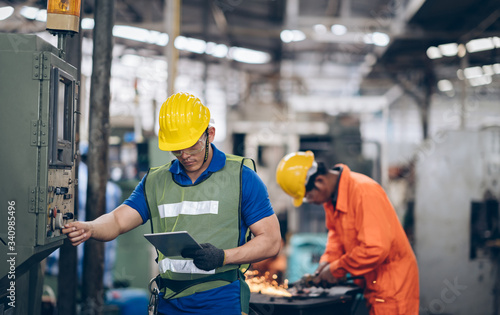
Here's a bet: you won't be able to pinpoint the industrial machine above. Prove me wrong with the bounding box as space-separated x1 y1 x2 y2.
0 33 78 314
415 127 500 315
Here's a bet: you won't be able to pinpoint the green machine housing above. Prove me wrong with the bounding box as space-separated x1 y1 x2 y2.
0 33 78 311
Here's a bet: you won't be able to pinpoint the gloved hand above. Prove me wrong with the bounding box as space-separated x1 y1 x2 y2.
313 263 346 288
181 243 225 271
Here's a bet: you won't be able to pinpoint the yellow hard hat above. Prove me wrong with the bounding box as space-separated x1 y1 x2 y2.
158 92 210 151
276 151 315 207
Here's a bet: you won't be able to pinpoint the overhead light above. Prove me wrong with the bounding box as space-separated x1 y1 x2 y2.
426 46 442 59
362 32 390 46
20 6 41 20
81 17 94 29
280 29 306 43
36 10 47 22
206 42 228 58
113 25 169 46
493 37 500 48
0 6 14 21
114 25 150 42
372 32 390 47
174 36 206 54
437 80 453 92
438 43 458 57
466 38 495 53
469 75 492 87
154 33 169 46
331 24 347 35
493 63 500 74
291 30 306 41
280 30 293 43
313 24 327 34
463 66 483 79
148 30 168 46
483 65 494 76
228 47 271 64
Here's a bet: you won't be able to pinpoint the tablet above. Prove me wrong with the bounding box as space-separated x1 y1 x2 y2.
144 231 202 257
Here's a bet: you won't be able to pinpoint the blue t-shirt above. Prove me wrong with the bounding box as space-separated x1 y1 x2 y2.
123 144 274 314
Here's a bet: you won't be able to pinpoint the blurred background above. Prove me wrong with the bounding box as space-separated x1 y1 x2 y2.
1 0 500 314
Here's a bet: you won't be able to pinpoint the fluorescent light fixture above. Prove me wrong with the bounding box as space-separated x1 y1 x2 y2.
493 37 500 48
206 42 228 58
114 25 150 42
469 75 492 87
155 33 169 46
229 47 271 64
20 6 39 19
0 6 14 21
372 32 390 47
280 30 293 43
314 24 327 34
463 66 483 79
437 80 453 92
482 65 494 76
35 9 46 22
438 43 458 57
493 63 500 74
291 30 306 42
174 36 206 54
113 25 169 46
466 38 495 53
19 6 46 21
280 29 306 43
331 24 347 35
426 46 442 59
81 18 94 29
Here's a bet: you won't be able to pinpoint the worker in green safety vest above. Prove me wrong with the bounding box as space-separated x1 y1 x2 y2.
63 92 281 315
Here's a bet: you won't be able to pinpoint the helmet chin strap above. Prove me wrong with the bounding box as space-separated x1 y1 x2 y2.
202 130 210 165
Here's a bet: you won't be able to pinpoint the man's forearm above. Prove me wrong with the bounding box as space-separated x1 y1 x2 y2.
223 234 280 265
87 212 122 241
63 204 143 246
223 215 281 265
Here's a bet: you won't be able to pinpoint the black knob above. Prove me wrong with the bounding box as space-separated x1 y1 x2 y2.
63 212 74 220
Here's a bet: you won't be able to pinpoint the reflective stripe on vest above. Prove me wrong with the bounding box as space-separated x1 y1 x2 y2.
158 200 219 218
158 257 215 274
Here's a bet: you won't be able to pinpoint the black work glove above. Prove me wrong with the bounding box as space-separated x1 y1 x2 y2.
181 243 225 271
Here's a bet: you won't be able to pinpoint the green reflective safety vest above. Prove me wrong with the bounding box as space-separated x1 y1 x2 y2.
145 154 255 300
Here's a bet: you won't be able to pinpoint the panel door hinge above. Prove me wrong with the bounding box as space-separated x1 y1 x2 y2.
32 52 50 80
31 120 48 147
29 186 38 213
32 53 42 80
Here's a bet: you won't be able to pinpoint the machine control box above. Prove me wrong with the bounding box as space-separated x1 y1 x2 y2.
0 34 78 288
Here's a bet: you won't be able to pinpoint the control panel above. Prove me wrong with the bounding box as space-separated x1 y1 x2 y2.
46 168 76 237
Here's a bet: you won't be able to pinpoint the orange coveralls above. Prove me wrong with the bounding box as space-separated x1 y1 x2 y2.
320 165 419 315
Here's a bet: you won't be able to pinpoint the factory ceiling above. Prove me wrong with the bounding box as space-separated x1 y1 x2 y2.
2 0 500 99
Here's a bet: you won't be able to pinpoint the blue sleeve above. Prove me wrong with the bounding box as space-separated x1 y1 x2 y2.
241 165 274 228
122 175 149 224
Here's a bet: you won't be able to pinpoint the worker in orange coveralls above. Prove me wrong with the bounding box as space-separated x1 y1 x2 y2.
276 151 419 315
